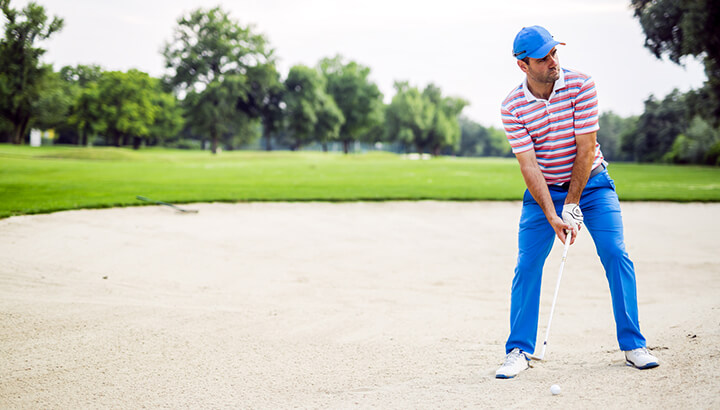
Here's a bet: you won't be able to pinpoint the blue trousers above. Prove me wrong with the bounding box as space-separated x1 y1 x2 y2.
505 169 646 354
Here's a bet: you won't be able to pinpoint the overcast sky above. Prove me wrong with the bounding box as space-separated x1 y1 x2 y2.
15 0 707 127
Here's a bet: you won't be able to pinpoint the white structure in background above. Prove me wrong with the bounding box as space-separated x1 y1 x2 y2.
30 129 42 147
29 129 55 146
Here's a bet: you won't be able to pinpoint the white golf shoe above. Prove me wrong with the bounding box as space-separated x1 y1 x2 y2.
495 348 529 379
624 347 659 369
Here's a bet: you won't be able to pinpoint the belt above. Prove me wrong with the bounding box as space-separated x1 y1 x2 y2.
557 163 606 191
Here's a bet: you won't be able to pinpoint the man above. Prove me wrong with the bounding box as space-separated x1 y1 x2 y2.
495 26 659 379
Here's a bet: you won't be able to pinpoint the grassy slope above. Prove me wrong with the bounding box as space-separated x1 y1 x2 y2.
1 144 719 218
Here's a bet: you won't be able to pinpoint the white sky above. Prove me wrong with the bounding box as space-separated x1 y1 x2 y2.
15 0 707 127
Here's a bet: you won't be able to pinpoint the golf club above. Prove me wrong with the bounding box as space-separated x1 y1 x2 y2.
136 195 199 213
528 228 573 361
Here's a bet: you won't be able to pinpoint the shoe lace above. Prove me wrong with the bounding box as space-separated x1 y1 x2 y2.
503 348 526 366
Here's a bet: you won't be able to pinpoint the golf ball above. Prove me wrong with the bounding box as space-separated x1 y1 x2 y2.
550 384 561 395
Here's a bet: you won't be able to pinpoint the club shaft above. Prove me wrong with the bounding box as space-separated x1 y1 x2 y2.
534 231 572 360
136 195 196 213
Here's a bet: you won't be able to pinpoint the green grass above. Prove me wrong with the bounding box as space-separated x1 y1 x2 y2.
1 144 719 219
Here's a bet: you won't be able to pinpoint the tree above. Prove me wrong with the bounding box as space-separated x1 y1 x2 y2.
422 84 468 155
385 82 466 155
623 90 689 162
68 81 105 146
60 64 102 87
458 116 484 156
484 126 511 157
55 64 103 145
664 116 720 164
163 6 273 154
318 55 384 154
631 0 720 124
236 63 285 151
220 114 261 150
30 69 74 132
385 81 434 154
147 85 184 147
283 65 325 150
0 0 63 144
616 116 639 162
95 70 157 149
314 92 344 151
597 111 639 161
458 117 511 157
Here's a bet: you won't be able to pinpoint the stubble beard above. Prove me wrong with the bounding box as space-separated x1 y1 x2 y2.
546 68 560 83
539 68 560 84
529 65 560 85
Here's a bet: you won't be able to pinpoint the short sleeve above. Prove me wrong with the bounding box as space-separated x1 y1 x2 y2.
501 106 534 153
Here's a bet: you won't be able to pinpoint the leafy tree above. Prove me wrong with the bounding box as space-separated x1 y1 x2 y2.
458 116 484 156
147 85 184 146
385 81 434 154
385 82 466 155
664 116 720 164
597 112 623 161
68 81 105 146
318 55 384 153
52 65 103 145
163 6 273 154
30 69 74 132
0 0 63 144
597 111 640 161
315 92 344 151
615 116 639 162
458 116 511 157
359 104 387 145
422 84 468 155
95 70 157 148
283 65 325 150
622 90 689 162
220 114 261 150
631 0 720 124
484 126 511 157
236 63 285 151
60 64 102 87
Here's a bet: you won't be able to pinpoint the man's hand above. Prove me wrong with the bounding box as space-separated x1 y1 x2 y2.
549 214 576 244
562 203 584 232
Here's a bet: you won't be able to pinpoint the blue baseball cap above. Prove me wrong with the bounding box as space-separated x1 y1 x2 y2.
512 26 565 60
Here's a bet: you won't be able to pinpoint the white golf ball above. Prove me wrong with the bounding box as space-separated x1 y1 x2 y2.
550 384 561 395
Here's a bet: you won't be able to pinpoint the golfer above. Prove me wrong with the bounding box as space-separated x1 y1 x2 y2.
495 26 659 378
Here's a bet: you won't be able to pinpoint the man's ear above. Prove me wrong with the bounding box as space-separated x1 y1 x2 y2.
517 59 529 74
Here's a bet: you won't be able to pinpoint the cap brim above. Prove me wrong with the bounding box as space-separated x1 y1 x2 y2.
526 41 565 59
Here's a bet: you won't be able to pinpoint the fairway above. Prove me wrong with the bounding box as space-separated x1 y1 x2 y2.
2 144 720 219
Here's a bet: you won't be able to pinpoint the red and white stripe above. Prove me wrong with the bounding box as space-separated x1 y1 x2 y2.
501 68 604 185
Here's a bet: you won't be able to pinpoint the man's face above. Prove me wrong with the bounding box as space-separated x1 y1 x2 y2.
520 47 560 84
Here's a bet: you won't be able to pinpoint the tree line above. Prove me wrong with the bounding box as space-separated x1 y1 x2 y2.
1 0 718 164
0 2 470 155
599 90 720 166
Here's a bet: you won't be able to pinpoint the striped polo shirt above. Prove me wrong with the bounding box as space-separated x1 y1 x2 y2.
501 68 604 185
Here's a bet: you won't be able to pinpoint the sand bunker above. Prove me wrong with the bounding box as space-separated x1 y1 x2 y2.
1 201 718 408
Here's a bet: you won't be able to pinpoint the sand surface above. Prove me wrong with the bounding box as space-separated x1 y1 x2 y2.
1 201 719 408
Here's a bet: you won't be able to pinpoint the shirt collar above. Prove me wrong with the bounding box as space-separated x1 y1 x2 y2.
522 68 566 103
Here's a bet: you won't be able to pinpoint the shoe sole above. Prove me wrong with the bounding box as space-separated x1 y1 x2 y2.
495 374 515 379
626 360 659 370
